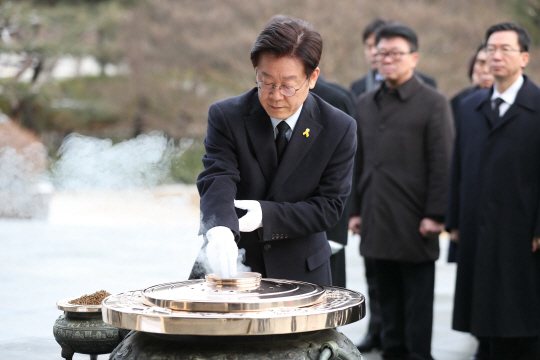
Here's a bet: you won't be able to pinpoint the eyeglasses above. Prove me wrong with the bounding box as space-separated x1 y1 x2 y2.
256 76 310 97
485 46 522 57
374 51 413 61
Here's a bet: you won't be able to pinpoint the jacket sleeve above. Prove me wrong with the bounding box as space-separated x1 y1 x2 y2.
196 103 241 237
350 107 363 217
424 95 454 220
258 120 357 240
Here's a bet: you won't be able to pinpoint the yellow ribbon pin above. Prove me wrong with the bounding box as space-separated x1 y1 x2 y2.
303 128 310 137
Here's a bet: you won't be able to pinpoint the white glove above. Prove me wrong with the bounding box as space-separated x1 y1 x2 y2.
234 200 263 232
328 240 344 255
206 226 238 278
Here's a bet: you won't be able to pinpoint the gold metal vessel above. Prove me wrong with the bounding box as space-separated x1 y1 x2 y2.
102 272 365 336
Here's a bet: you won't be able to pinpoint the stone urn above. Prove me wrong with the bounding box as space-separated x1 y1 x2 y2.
53 298 128 360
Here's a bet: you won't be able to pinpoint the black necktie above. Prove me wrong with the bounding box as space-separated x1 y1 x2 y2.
275 121 290 163
492 97 504 125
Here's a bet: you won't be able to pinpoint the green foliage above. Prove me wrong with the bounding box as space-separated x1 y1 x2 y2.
507 0 540 46
170 139 205 184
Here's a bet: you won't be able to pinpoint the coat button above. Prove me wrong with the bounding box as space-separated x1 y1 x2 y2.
284 234 288 238
264 244 272 251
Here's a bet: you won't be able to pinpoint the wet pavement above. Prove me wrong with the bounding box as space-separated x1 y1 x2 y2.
0 185 476 359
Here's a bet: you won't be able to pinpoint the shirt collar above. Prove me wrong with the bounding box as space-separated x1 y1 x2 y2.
376 74 419 101
270 103 303 133
491 75 523 105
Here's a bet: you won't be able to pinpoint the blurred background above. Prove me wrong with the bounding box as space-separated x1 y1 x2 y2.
0 1 539 358
1 0 540 190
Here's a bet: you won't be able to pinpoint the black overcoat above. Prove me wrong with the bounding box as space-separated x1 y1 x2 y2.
195 88 357 285
448 76 540 337
354 75 453 262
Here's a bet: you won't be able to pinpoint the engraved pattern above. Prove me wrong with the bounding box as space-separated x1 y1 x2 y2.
108 329 362 360
53 314 124 355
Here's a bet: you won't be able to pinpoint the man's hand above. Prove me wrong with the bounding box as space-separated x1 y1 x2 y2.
450 229 459 243
419 218 444 239
206 226 238 278
533 236 540 252
349 216 361 234
234 200 263 232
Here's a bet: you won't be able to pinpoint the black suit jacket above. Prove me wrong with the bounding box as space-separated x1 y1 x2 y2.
311 78 355 118
351 70 437 98
196 88 357 285
310 77 355 245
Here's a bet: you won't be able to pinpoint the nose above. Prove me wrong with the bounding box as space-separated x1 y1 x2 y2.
269 86 284 99
382 55 393 64
491 49 503 60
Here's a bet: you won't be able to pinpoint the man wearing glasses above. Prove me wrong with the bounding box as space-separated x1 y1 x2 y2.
351 23 452 360
190 19 357 286
448 22 540 359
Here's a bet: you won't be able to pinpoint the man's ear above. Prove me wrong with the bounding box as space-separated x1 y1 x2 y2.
308 67 320 89
410 52 419 69
521 51 530 69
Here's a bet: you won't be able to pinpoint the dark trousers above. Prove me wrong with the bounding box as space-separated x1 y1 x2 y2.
365 256 382 335
330 247 346 288
372 259 435 360
477 336 539 360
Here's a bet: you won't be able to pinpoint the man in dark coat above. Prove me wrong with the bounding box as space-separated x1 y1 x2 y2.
351 23 453 360
190 19 357 286
448 22 540 360
348 19 439 353
310 76 355 288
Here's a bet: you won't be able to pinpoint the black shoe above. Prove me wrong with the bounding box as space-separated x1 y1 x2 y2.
356 333 382 352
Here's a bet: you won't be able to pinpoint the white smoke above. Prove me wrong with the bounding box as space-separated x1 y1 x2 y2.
236 248 252 273
0 142 51 219
51 132 193 190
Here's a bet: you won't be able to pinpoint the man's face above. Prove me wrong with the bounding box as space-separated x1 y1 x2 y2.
472 50 494 89
486 30 529 82
364 33 378 70
256 53 319 120
376 36 418 88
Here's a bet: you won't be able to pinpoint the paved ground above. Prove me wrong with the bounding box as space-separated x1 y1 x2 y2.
0 185 477 359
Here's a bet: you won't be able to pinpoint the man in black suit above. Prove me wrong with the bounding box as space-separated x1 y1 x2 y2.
310 76 355 288
448 22 540 360
350 19 437 98
190 19 357 285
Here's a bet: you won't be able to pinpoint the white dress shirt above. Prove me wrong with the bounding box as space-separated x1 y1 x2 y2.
270 104 303 141
491 75 524 117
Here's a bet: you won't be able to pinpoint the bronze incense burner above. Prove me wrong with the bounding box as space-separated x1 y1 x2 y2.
53 298 128 360
102 272 365 359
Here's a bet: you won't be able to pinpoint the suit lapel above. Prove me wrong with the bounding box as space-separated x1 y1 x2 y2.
479 100 496 128
493 104 520 131
488 76 537 134
265 94 322 200
244 93 278 185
